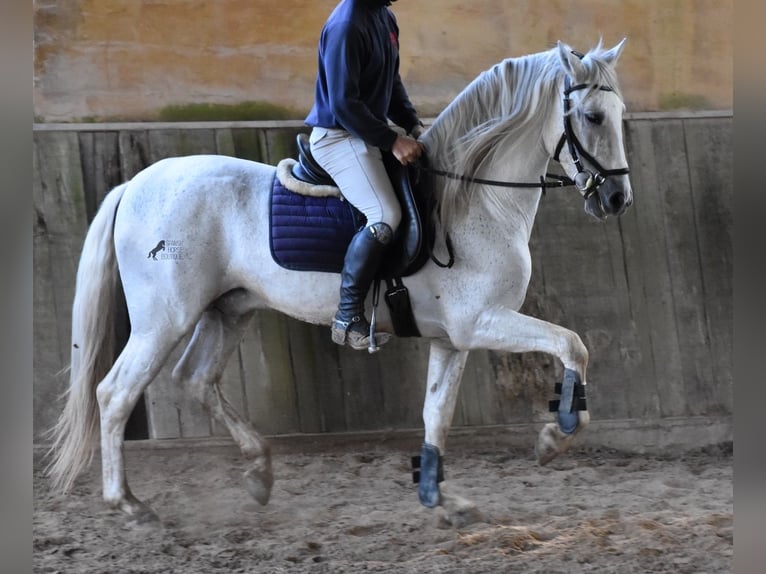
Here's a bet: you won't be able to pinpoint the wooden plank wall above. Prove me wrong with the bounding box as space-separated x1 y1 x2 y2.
33 114 733 442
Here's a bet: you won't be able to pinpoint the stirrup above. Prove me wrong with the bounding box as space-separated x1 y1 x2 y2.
331 315 391 352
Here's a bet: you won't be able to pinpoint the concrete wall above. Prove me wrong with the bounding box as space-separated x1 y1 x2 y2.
34 0 733 121
33 112 732 451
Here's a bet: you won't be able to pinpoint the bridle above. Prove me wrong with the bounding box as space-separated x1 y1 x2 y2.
418 55 632 270
420 60 630 198
552 73 630 200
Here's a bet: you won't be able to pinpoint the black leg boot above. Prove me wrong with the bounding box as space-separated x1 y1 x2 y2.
332 222 393 351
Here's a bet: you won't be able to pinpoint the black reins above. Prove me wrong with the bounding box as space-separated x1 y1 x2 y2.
423 167 575 196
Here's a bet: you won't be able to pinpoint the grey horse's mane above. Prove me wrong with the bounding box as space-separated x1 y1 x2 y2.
425 41 622 228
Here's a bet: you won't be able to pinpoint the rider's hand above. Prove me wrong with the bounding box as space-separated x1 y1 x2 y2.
392 134 424 166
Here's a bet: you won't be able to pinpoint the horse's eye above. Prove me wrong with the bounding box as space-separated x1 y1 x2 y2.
584 111 604 125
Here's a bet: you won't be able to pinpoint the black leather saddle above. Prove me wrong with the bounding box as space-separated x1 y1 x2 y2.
291 133 432 279
292 133 336 188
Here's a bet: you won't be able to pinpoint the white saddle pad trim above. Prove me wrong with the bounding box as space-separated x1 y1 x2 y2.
276 159 342 198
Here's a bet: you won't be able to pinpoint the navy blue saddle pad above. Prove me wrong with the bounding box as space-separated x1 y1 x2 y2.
269 176 361 273
269 149 435 278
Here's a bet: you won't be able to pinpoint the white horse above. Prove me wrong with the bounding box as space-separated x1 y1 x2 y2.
47 39 632 523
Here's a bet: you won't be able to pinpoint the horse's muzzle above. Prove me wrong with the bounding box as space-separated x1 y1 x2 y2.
585 179 632 219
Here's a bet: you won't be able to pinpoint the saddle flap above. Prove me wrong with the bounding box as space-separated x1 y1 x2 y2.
377 152 430 279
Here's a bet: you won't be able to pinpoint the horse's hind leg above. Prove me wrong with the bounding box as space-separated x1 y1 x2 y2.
97 330 186 523
172 304 273 505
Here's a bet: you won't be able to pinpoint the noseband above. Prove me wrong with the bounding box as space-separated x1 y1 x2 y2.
553 73 630 200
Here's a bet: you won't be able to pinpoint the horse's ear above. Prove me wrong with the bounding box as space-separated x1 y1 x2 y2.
602 38 627 66
557 41 586 80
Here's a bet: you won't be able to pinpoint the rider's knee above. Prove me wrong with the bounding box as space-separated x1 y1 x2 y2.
380 201 401 233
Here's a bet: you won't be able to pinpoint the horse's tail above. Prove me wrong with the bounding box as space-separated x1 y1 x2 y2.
46 182 129 493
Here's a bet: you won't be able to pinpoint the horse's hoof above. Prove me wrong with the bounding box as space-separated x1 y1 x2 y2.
110 497 160 525
244 467 273 505
439 490 484 528
535 423 569 466
127 508 161 528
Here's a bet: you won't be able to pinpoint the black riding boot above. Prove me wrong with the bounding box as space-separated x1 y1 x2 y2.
331 222 393 351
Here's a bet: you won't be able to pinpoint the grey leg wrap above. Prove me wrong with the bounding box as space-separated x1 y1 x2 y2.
411 442 444 508
549 368 587 435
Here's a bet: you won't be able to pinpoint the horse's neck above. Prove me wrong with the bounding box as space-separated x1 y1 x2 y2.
430 119 557 246
424 60 566 250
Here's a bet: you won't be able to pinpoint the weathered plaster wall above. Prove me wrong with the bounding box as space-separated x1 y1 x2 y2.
34 0 732 121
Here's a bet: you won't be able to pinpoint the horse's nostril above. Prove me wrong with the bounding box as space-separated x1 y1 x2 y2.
609 192 626 211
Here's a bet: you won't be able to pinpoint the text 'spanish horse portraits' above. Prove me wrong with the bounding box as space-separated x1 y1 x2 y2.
48 40 632 523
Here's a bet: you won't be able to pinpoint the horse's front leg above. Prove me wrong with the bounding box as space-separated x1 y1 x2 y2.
416 340 469 508
464 306 591 465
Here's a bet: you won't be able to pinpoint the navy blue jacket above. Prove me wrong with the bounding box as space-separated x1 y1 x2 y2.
305 0 420 151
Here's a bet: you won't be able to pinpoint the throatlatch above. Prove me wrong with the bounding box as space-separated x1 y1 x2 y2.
411 442 444 508
549 368 588 435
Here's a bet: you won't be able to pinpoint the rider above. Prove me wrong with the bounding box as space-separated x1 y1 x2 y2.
306 0 425 351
